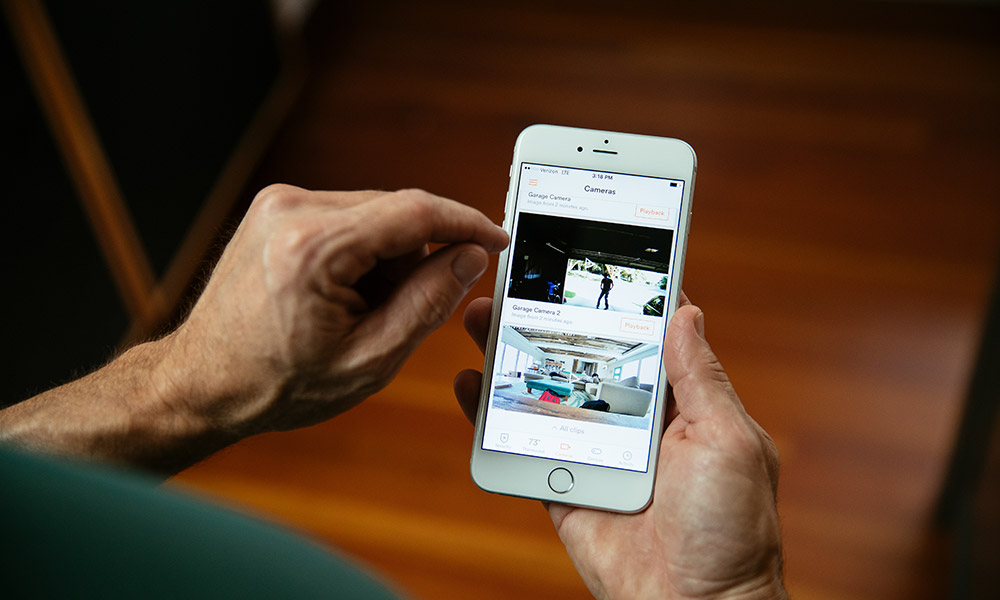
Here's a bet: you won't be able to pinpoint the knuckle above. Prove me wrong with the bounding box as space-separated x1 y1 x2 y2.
272 223 311 259
702 353 732 387
252 183 305 215
671 353 732 408
263 220 335 286
394 187 433 203
757 425 782 490
415 282 455 329
392 188 437 221
758 426 780 463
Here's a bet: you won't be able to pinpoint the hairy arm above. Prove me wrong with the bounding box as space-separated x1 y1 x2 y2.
0 333 241 475
1 185 507 477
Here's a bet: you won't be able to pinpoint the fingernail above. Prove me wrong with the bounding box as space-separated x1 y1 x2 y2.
453 249 488 287
693 309 706 340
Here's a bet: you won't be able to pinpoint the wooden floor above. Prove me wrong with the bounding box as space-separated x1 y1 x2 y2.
170 2 1000 598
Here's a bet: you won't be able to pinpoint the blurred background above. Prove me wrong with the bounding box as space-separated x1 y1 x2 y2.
3 0 999 598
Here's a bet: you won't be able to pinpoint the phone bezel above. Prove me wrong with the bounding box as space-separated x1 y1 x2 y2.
470 124 696 513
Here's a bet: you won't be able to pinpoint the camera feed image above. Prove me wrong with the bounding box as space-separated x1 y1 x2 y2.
507 213 673 316
491 325 661 429
563 259 668 315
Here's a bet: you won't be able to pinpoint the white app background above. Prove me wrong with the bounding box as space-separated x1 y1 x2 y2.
482 163 683 473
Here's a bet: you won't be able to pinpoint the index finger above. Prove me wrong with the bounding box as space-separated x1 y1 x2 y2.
354 189 509 257
321 189 508 287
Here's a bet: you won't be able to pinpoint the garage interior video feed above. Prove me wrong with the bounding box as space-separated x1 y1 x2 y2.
507 213 674 316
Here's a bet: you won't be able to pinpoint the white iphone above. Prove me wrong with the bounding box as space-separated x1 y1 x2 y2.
470 124 696 513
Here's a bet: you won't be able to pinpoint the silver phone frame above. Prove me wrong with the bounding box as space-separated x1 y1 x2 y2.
470 124 697 513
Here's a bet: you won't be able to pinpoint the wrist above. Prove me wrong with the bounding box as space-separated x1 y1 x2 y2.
150 327 260 443
152 320 289 442
101 336 248 473
0 336 245 475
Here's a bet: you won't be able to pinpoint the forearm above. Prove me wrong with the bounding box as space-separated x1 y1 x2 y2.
0 333 244 476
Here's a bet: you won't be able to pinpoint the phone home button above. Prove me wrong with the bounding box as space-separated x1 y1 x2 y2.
548 468 574 494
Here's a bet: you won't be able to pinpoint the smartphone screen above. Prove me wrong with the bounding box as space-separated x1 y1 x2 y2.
481 161 685 473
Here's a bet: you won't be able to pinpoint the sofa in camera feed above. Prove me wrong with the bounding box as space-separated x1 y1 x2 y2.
596 376 654 417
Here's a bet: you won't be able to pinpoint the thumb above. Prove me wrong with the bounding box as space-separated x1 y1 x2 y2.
358 243 489 358
664 305 745 424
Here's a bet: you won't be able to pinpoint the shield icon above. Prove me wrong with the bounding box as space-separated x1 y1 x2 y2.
500 433 509 443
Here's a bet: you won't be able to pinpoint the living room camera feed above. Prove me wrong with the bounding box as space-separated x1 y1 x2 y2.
491 325 661 430
507 213 673 316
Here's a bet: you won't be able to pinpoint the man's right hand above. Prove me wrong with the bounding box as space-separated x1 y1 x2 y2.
454 297 787 599
1 185 508 473
161 185 509 437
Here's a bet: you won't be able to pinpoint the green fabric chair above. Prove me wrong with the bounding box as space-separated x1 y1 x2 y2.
0 446 399 599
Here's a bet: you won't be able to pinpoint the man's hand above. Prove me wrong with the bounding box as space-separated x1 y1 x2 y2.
1 186 507 473
162 186 507 436
454 296 787 600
